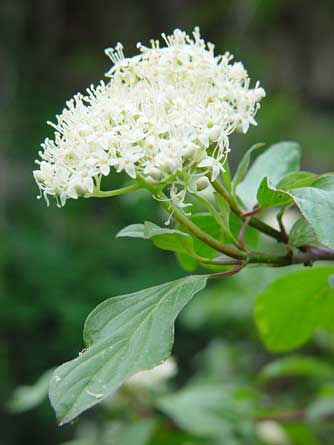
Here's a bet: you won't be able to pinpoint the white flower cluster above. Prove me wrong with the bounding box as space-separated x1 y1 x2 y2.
33 28 265 206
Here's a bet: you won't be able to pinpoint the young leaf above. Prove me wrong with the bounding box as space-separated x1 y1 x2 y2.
117 222 195 256
312 174 334 191
276 171 315 190
256 177 292 209
255 268 334 352
117 224 145 238
231 143 265 194
143 221 195 255
237 141 301 208
289 218 320 247
290 187 334 248
49 275 207 425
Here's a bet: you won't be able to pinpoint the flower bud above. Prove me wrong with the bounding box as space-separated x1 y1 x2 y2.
145 176 159 185
33 170 45 183
195 176 210 191
149 167 163 181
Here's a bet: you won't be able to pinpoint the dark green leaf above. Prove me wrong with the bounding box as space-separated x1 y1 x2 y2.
255 268 334 352
49 275 207 424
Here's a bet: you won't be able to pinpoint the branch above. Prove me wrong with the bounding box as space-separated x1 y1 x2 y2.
159 199 247 260
249 246 334 266
212 180 283 242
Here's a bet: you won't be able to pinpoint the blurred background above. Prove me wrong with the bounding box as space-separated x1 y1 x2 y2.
1 1 333 444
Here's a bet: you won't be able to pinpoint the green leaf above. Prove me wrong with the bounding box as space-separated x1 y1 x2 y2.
118 419 156 445
158 383 254 441
176 252 199 272
117 224 145 238
231 143 265 194
182 267 288 330
49 275 207 425
290 187 334 248
276 171 315 190
283 423 320 445
7 369 53 413
176 213 221 272
256 177 292 209
259 355 334 382
289 218 320 247
255 268 334 352
177 214 224 267
237 141 301 208
312 174 334 191
143 221 195 255
117 222 195 255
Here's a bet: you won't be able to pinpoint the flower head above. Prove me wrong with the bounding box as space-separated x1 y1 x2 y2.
33 28 265 207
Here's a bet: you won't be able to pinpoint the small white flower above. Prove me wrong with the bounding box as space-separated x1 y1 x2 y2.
198 156 224 181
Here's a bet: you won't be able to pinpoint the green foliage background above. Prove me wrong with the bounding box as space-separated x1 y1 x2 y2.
1 0 333 444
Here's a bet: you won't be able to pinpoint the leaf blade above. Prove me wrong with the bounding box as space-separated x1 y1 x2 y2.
49 275 207 424
237 141 301 208
290 187 334 248
255 268 334 352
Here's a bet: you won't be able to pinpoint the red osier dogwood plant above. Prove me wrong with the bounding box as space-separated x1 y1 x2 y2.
33 28 334 425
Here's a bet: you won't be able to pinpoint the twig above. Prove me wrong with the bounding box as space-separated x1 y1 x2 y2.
208 261 248 279
240 207 262 217
238 216 251 249
212 180 283 242
277 207 289 244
